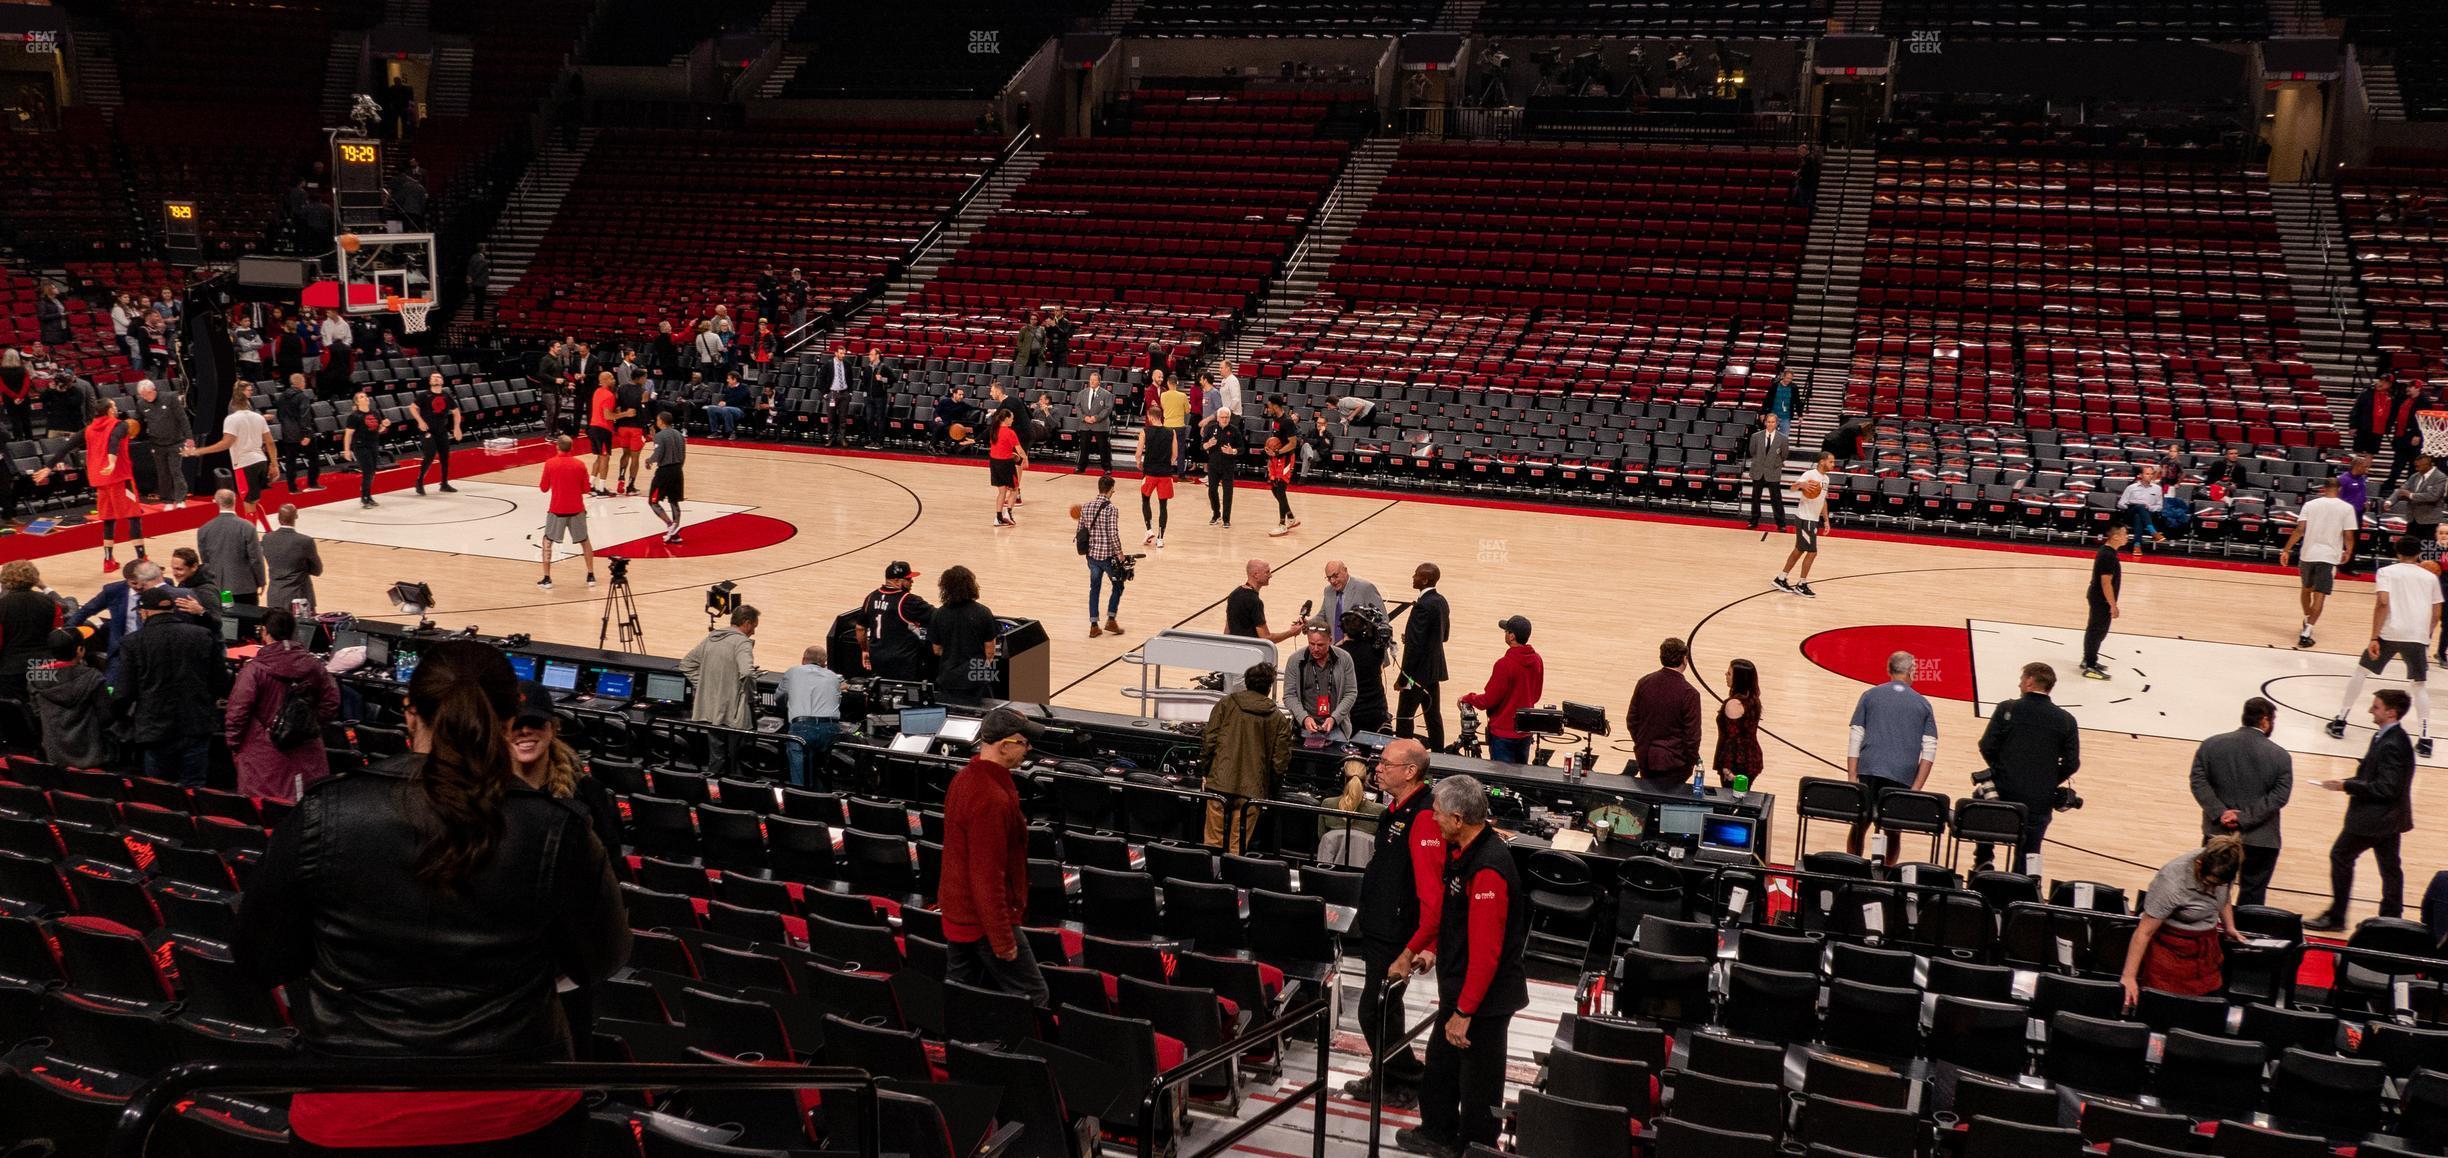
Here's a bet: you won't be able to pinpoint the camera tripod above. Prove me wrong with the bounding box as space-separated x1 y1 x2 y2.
599 567 644 653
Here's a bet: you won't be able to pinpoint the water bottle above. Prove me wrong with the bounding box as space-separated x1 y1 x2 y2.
1689 767 1706 798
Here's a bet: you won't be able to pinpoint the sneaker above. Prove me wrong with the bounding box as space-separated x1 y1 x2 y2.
1143 531 1157 545
536 578 553 591
1153 536 1164 548
2297 631 2315 649
2422 737 2436 759
666 531 683 545
100 554 117 574
1268 523 1293 537
2080 664 2110 680
1773 575 1795 594
1794 582 1818 598
1221 521 1231 529
2326 717 2348 739
1209 515 1221 526
414 485 425 496
586 574 598 587
360 498 376 509
438 483 458 494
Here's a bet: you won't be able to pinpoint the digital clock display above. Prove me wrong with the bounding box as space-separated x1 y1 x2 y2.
333 138 383 194
339 142 379 164
165 203 194 221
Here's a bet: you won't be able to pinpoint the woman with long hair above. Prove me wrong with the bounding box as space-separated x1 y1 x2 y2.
1712 658 1763 787
506 680 621 854
237 640 628 1156
2121 834 2246 1006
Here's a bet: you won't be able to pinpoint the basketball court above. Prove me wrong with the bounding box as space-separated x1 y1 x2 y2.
15 439 2430 925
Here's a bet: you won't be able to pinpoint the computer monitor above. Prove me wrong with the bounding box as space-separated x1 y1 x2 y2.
642 671 688 703
899 705 948 737
363 636 390 667
1656 803 1710 838
1701 815 1758 855
506 654 538 681
333 628 367 654
592 669 635 701
292 618 320 648
540 659 580 693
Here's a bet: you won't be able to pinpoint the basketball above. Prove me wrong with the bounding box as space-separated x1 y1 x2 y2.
1265 437 1287 456
1799 478 1825 500
1068 504 1082 520
338 233 361 253
2426 560 2442 576
948 423 970 442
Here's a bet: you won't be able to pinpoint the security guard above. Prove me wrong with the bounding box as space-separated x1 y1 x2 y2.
857 561 935 683
1397 774 1528 1158
1343 738 1443 1108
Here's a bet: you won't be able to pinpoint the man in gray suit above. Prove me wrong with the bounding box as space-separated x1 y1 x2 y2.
2390 452 2447 548
262 503 323 615
1320 560 1385 647
195 489 264 606
1746 412 1790 532
1074 371 1114 474
2188 695 2293 906
132 378 193 505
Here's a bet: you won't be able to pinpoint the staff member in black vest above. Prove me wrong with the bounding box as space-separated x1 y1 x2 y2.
1398 774 1529 1158
857 560 936 683
1343 739 1444 1109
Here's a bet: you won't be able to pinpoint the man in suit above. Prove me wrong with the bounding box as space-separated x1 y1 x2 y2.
861 348 897 446
70 559 216 657
1319 560 1386 647
825 347 856 447
1074 372 1114 473
1043 305 1076 371
1746 412 1790 532
2188 695 2294 907
262 503 323 615
196 489 265 606
1396 562 1450 751
536 340 568 433
2308 687 2418 930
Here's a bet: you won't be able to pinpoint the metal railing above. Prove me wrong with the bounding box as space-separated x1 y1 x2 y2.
2290 152 2376 390
1364 978 1442 1158
1137 993 1334 1158
107 1061 881 1158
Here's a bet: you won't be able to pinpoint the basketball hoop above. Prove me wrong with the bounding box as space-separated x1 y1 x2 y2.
396 297 434 334
2421 410 2448 457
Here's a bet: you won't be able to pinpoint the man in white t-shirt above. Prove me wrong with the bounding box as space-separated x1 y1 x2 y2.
2282 477 2358 649
2330 535 2444 756
1774 451 1835 599
181 381 280 530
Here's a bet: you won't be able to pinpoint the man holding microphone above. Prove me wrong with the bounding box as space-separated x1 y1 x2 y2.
1343 739 1443 1110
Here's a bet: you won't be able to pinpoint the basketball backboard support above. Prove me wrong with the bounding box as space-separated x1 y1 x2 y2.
299 230 437 324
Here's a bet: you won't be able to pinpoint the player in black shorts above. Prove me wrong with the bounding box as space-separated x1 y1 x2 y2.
857 560 937 682
645 410 688 544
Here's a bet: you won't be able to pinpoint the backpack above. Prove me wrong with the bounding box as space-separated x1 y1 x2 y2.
267 672 321 751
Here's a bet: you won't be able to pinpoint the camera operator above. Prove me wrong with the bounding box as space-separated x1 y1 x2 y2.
1283 618 1357 743
1340 605 1393 735
1973 661 2081 874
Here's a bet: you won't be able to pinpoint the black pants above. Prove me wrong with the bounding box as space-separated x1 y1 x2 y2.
1747 475 1787 529
1079 429 1112 472
1974 795 2052 871
2236 842 2280 909
1397 679 1445 752
1357 940 1426 1088
865 390 888 440
151 443 189 505
826 392 857 445
2082 601 2111 668
279 439 320 489
1417 1004 1513 1147
1272 480 1294 522
356 446 381 501
2329 827 2405 919
946 934 1050 1008
2 399 29 441
2386 441 2423 492
1208 461 1234 522
415 434 452 488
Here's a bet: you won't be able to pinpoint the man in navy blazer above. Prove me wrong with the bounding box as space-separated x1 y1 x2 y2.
2308 687 2419 930
69 559 215 656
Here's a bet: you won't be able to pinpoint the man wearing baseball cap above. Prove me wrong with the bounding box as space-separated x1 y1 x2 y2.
940 706 1049 1005
856 561 935 682
1457 616 1543 764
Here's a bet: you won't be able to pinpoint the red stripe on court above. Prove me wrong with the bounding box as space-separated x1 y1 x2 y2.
1800 624 1981 700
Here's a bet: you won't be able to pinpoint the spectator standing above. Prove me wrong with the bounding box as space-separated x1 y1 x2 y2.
1845 651 1938 857
862 348 897 445
109 586 227 787
197 489 265 605
225 606 341 801
0 346 28 442
1400 774 1530 1158
2188 696 2293 907
777 646 844 788
2394 453 2447 546
1074 371 1114 473
2351 377 2399 456
0 561 62 698
35 283 69 346
682 605 760 733
1202 662 1292 853
2081 524 2127 680
1013 313 1044 374
823 347 856 448
1282 620 1358 743
942 707 1051 1005
1397 563 1451 752
2307 687 2418 930
30 628 113 770
931 565 1000 698
536 341 567 433
132 378 193 507
234 640 627 1155
1344 738 1443 1109
2120 835 2246 1005
1042 304 1075 370
466 245 490 320
1627 637 1704 792
1713 658 1764 788
2387 382 2437 491
692 320 725 375
1974 662 2082 874
1746 412 1789 532
263 503 324 616
1079 474 1126 638
1458 616 1544 764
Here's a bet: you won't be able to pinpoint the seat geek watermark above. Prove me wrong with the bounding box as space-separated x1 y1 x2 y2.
16 30 60 54
969 30 1000 55
1908 30 1943 54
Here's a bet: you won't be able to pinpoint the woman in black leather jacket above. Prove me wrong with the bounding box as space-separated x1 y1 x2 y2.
237 639 629 1156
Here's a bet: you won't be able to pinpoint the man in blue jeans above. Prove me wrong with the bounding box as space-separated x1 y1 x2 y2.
706 370 749 440
110 585 228 787
1080 472 1127 637
776 644 843 788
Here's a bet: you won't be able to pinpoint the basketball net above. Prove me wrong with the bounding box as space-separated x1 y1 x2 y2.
2421 410 2448 457
397 298 433 334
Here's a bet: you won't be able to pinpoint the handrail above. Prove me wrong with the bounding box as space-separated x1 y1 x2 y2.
1137 993 1333 1158
781 125 1037 357
1364 976 1441 1158
108 1060 881 1158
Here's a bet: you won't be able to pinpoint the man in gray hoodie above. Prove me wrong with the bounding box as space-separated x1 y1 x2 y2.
682 605 760 773
1282 618 1358 742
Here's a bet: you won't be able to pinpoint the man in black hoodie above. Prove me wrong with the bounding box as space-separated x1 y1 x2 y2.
109 586 229 786
30 628 113 770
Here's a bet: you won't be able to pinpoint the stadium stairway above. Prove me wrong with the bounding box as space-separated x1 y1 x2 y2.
427 41 474 117
2366 62 2408 123
2269 0 2325 36
819 140 1046 353
64 16 120 111
480 128 598 304
1431 0 1484 32
1831 0 1883 32
1220 137 1403 371
2270 181 2381 400
1095 0 1143 35
317 31 366 125
1785 146 1876 459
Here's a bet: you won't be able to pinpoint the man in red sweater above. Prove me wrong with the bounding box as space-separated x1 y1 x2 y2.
1396 774 1528 1158
1457 615 1544 765
941 706 1049 1006
535 436 597 593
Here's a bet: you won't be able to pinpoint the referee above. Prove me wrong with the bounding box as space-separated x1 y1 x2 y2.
1398 774 1528 1158
858 561 936 682
1345 738 1442 1109
644 409 687 545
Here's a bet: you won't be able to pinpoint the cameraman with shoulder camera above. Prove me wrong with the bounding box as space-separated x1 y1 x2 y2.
1973 661 2081 874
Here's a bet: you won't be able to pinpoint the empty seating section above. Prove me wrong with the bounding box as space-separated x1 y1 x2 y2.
1855 155 2331 447
1876 0 2268 38
2327 2 2448 120
1476 0 1829 37
1881 95 2241 152
1252 142 1801 407
0 110 138 257
119 106 320 258
2336 163 2448 376
851 87 1356 367
491 124 998 339
1125 0 1441 36
783 2 1090 100
583 0 764 65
